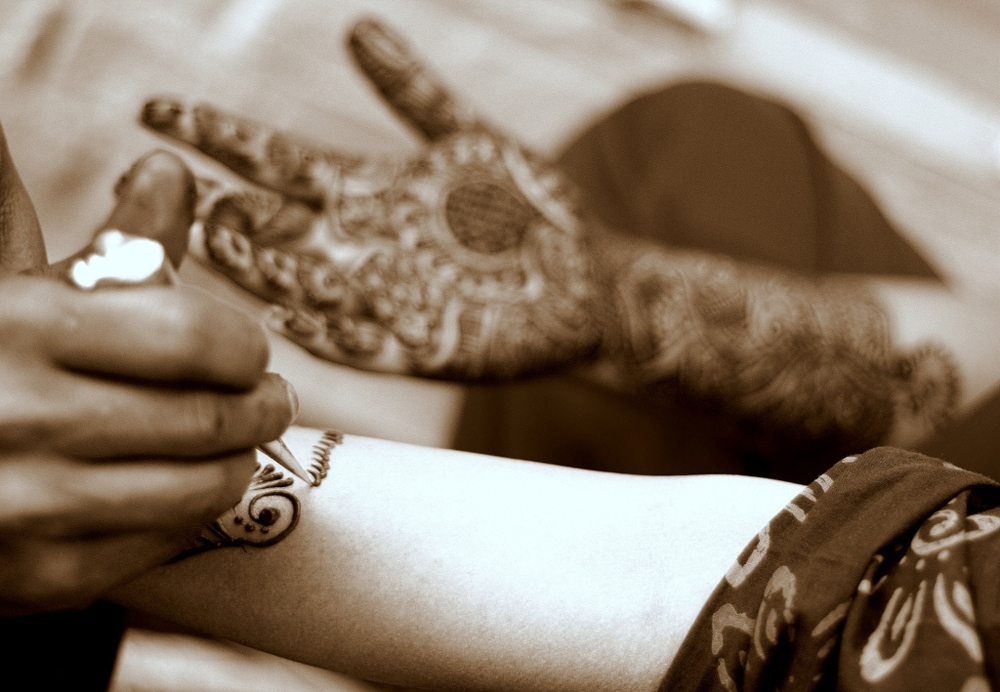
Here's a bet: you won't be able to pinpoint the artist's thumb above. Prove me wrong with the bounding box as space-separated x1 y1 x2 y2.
103 150 196 268
40 150 197 280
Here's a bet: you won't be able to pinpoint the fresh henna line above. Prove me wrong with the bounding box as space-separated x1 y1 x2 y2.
171 430 342 561
307 429 341 486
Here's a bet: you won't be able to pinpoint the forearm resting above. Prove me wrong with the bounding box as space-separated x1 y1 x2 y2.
110 427 800 692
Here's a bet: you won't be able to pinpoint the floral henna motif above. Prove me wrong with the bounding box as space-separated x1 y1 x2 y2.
609 245 960 450
172 429 341 561
141 16 602 382
196 128 600 380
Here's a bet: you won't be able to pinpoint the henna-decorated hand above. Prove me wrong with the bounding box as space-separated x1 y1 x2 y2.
140 18 601 380
0 140 296 614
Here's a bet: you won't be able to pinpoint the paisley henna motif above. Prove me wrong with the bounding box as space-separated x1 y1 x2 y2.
146 102 600 379
173 429 341 561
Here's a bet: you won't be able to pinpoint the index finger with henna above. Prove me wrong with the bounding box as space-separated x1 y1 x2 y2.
141 98 355 205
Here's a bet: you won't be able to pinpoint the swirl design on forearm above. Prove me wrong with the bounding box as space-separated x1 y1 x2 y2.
172 429 341 561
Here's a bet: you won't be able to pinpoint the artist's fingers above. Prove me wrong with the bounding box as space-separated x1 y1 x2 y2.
1 370 294 458
347 18 479 141
141 98 352 206
0 123 48 275
0 276 271 388
0 451 256 537
0 529 211 615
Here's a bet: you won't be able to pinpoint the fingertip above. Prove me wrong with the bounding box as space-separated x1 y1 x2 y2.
140 96 186 134
106 150 196 268
192 451 258 523
281 376 300 422
218 449 258 511
347 16 388 48
258 372 298 436
347 16 409 76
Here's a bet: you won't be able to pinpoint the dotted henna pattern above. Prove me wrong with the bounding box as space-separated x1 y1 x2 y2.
172 430 342 561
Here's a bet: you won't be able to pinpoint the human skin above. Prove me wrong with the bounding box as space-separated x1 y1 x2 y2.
0 129 296 615
138 18 989 460
112 426 803 692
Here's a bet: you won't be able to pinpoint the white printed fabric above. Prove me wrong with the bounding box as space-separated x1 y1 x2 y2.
661 447 1000 691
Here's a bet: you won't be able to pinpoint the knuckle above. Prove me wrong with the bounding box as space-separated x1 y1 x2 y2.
0 458 75 537
185 391 232 443
0 371 58 449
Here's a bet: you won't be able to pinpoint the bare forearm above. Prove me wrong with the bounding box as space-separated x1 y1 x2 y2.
111 427 800 692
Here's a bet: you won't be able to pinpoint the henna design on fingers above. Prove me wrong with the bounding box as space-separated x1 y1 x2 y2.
140 15 602 381
142 98 401 206
176 118 601 380
172 429 341 561
347 18 479 141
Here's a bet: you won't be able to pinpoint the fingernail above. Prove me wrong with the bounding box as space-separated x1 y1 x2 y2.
282 377 299 421
141 97 184 131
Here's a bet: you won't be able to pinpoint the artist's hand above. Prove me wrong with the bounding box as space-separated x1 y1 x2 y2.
140 18 601 380
0 140 296 615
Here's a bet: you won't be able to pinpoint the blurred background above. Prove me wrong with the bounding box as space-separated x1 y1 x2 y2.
1 0 999 689
2 0 1000 446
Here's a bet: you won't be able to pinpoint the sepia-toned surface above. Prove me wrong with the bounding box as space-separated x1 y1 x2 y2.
0 1 997 689
2 0 1000 451
1 0 998 283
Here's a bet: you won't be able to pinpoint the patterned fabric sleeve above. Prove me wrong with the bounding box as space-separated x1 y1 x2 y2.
660 447 1000 691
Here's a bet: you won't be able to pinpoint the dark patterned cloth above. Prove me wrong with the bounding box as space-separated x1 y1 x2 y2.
660 447 1000 691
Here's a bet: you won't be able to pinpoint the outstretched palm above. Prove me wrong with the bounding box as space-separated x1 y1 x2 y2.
141 19 599 380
